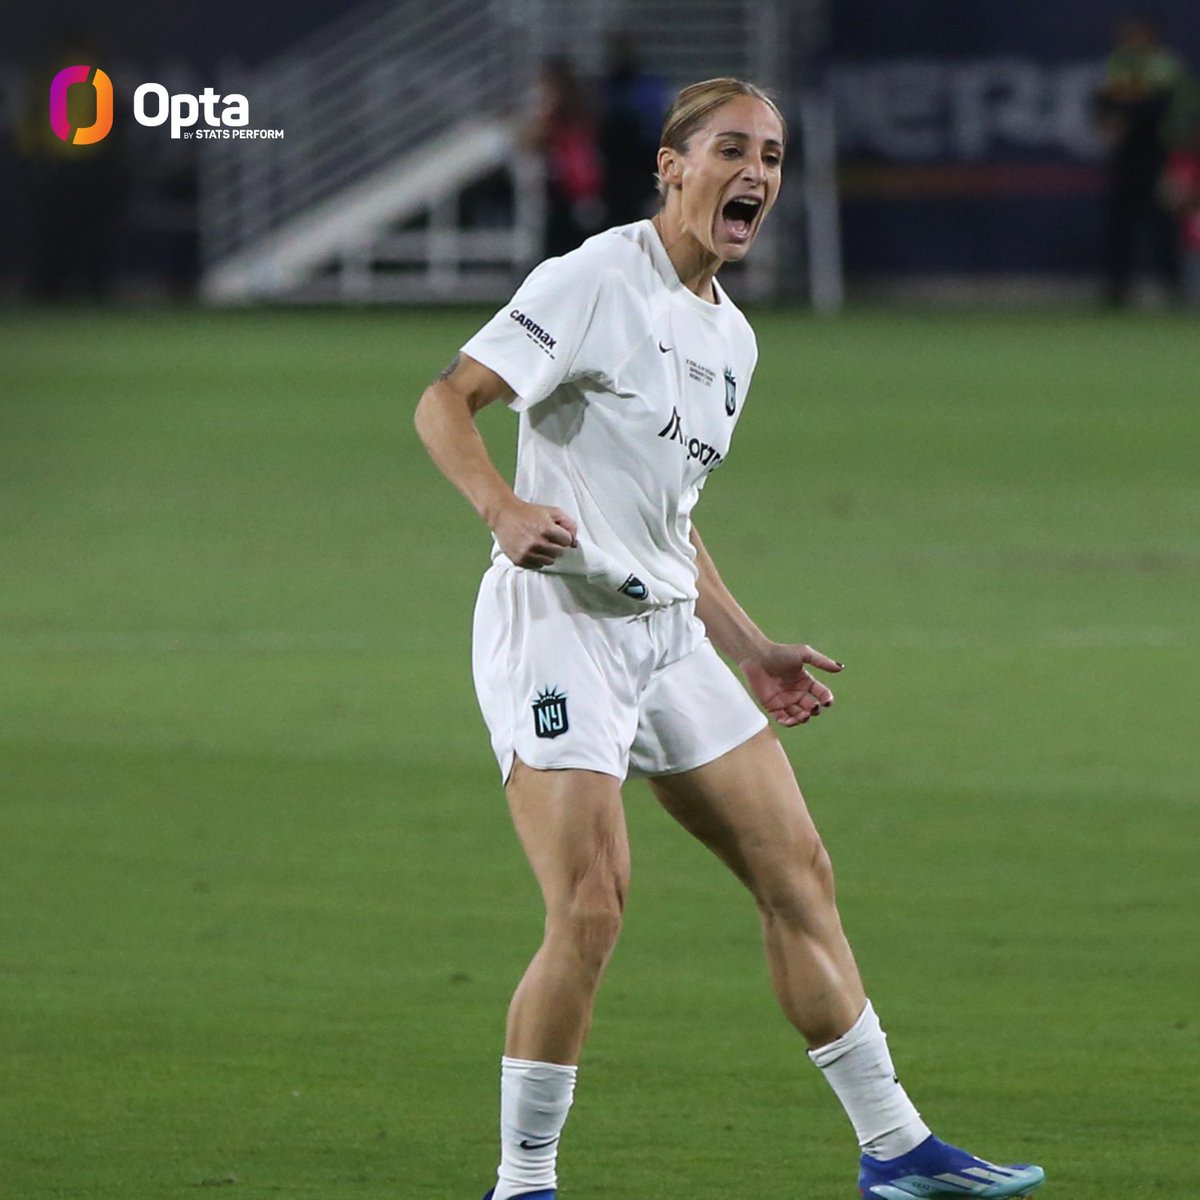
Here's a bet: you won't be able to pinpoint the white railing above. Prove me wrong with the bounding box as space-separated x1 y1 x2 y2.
200 0 831 303
201 0 522 266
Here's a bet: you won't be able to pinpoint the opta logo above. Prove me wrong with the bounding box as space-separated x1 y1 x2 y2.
133 83 249 139
49 66 263 143
49 65 114 145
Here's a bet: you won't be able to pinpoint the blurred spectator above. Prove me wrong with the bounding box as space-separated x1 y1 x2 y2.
598 34 672 226
1094 17 1195 305
1162 120 1200 306
524 58 605 258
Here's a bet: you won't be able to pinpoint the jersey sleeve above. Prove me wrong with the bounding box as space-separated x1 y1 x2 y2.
461 253 610 412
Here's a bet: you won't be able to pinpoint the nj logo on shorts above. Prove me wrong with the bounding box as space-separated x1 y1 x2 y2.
532 687 569 739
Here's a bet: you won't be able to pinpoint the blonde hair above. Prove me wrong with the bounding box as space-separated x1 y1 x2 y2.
656 77 787 198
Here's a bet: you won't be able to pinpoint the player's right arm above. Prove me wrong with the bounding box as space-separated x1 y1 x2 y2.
414 353 578 569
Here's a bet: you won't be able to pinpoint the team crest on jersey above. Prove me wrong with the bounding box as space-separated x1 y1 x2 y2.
723 367 737 416
532 687 569 739
618 574 648 601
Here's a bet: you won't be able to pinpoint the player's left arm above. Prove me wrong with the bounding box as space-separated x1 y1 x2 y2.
690 524 842 727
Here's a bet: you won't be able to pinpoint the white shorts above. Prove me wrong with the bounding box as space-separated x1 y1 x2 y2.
472 563 768 782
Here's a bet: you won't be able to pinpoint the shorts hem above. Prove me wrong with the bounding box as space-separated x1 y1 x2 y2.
634 711 768 780
498 750 628 784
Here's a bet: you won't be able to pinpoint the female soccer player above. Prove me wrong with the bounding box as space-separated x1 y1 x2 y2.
415 77 1044 1200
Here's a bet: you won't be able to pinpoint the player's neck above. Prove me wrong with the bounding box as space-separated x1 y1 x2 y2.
651 211 721 304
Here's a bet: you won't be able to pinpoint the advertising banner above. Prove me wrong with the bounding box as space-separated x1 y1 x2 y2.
831 0 1200 279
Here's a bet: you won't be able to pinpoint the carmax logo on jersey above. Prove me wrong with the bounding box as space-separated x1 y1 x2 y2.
50 66 283 143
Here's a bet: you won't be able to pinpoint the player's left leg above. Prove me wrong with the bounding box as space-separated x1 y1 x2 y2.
649 727 868 1048
649 728 1044 1198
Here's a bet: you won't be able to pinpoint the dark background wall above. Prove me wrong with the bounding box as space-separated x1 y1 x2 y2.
0 0 349 297
4 0 1200 295
830 0 1200 280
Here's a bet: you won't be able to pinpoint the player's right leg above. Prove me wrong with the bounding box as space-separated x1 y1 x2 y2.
470 564 647 1198
483 759 629 1200
503 759 629 1065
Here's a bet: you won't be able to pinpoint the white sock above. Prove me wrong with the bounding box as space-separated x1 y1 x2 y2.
807 1000 931 1160
493 1056 577 1200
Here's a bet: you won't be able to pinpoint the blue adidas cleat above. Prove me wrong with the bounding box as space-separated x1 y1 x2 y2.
858 1135 1045 1198
481 1191 555 1200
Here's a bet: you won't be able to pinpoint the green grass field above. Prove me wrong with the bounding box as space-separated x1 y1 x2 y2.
2 305 1198 1199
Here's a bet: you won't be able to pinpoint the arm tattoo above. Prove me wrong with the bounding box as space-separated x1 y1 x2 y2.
434 353 462 383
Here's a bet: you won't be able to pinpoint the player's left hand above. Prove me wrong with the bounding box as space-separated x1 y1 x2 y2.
740 642 843 727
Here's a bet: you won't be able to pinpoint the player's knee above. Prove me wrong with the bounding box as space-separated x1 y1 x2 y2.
753 835 837 923
568 902 624 968
550 877 626 969
806 836 836 897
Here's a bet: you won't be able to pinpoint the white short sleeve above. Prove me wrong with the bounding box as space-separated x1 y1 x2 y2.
461 254 611 412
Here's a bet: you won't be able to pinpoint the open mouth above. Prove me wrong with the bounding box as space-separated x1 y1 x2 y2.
719 195 763 243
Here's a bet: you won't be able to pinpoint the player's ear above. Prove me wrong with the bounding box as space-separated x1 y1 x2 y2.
656 145 683 189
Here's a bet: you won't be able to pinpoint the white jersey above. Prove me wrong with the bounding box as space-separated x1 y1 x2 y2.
462 219 758 606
